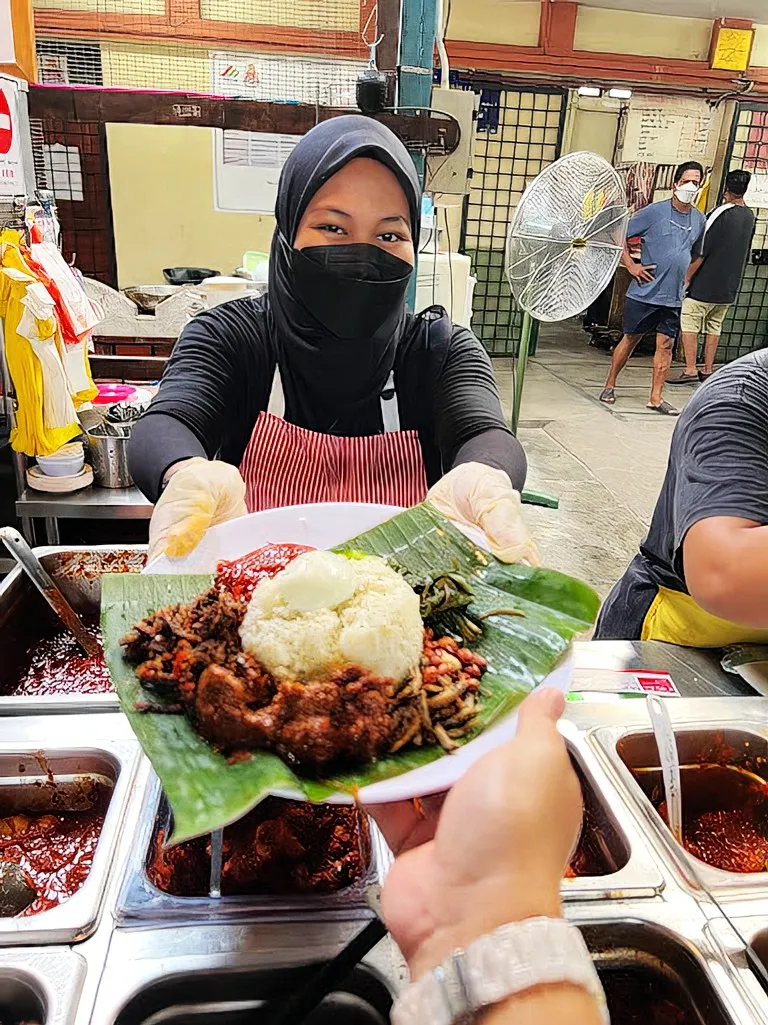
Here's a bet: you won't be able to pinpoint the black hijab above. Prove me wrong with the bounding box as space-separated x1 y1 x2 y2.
267 115 422 435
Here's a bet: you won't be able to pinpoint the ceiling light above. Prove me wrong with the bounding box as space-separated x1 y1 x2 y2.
578 86 602 97
609 87 632 100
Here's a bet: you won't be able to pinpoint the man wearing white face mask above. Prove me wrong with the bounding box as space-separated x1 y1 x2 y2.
601 161 706 416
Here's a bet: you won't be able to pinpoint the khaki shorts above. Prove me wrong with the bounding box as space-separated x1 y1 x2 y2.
681 297 730 337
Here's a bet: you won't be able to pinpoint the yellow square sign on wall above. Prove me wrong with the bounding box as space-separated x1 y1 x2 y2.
711 25 755 73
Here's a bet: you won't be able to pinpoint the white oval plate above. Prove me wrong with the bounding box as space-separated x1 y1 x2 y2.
144 502 572 803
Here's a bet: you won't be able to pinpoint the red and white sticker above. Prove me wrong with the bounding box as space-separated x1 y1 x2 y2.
571 668 680 696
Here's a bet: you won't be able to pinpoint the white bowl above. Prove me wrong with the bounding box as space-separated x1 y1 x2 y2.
37 445 85 477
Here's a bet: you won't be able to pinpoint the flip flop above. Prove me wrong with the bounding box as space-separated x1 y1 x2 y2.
667 373 699 385
646 401 679 417
599 388 616 405
698 370 713 382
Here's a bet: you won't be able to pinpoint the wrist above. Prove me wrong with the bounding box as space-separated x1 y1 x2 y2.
407 882 563 980
160 457 200 493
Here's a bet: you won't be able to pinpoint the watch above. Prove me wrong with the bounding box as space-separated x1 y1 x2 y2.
392 917 609 1025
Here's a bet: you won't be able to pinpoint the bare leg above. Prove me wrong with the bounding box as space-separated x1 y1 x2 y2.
649 332 675 407
604 333 642 390
680 332 700 376
702 333 720 374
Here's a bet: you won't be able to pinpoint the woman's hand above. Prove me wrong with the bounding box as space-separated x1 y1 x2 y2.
427 462 540 566
371 688 582 981
147 458 247 562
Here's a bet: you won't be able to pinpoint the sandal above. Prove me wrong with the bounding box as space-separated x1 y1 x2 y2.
646 401 679 417
667 372 699 385
698 370 713 382
599 388 616 405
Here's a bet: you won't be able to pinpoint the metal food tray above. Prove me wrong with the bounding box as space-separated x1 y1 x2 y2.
0 715 140 945
708 913 768 1025
561 722 665 901
115 773 392 926
0 948 88 1025
590 711 768 899
0 546 145 715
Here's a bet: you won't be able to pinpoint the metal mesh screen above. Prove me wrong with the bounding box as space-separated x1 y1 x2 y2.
718 103 768 362
459 83 566 357
36 40 104 84
34 0 368 92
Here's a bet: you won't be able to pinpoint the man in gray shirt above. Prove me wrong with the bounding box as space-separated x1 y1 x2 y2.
600 161 706 416
596 347 768 646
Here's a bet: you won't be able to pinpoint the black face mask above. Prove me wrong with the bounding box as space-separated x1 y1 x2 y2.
285 239 413 341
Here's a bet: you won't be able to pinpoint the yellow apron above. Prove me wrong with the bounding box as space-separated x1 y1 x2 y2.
642 586 768 648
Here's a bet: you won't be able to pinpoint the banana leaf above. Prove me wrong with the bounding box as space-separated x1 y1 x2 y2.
102 503 599 842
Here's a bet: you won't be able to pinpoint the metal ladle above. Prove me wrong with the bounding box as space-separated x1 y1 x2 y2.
0 527 100 657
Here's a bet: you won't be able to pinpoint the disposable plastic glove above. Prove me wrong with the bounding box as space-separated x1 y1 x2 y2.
427 461 540 566
147 458 247 562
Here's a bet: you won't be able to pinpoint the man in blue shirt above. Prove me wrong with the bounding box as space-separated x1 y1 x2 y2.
600 161 706 416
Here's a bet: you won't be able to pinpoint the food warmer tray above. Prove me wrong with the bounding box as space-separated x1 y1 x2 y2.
0 713 140 946
586 698 768 901
116 772 392 925
0 546 145 715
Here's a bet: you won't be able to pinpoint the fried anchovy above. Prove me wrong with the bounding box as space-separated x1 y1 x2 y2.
134 701 184 715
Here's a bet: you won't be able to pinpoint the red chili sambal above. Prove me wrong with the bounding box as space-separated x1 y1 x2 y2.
1 616 111 697
654 763 768 874
0 779 111 915
215 543 314 603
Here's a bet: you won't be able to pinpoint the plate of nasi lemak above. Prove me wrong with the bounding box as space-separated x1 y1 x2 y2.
101 501 597 841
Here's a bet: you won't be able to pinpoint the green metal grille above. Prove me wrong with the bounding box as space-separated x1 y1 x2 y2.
460 83 566 357
718 103 768 362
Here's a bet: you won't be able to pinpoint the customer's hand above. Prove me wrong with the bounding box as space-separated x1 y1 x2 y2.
147 457 247 562
427 462 540 566
630 263 656 284
371 687 582 980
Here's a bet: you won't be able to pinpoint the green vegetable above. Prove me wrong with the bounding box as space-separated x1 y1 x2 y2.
102 503 598 842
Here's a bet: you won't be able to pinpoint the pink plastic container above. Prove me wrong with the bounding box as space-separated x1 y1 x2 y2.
93 384 137 405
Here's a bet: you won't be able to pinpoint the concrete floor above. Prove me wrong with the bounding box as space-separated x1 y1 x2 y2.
495 319 701 597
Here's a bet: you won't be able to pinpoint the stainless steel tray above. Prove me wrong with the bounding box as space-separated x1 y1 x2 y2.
0 546 145 715
590 711 768 898
560 722 665 901
0 948 88 1025
116 773 392 925
708 913 768 1025
0 715 140 945
92 920 403 1025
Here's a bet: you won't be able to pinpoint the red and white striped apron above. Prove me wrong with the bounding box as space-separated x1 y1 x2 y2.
239 369 428 512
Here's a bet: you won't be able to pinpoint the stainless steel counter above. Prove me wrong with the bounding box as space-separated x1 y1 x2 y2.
0 542 765 1023
574 639 751 698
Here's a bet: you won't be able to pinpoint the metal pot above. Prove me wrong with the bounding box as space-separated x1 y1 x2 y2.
85 432 133 488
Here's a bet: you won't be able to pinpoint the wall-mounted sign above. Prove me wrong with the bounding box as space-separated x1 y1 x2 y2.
710 24 755 73
0 0 13 64
745 171 768 210
0 79 25 197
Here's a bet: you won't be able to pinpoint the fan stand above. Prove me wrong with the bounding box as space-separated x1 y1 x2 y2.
512 310 560 511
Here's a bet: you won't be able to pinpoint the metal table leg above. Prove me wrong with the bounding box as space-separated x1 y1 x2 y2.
44 517 60 545
19 516 36 545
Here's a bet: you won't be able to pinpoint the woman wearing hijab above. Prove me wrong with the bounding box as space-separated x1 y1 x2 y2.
130 116 536 563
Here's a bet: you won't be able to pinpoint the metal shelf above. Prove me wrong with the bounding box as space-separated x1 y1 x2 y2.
16 486 152 542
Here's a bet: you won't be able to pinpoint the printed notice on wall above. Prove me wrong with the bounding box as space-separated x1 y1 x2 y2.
0 0 14 64
745 172 768 209
621 96 722 166
0 80 25 198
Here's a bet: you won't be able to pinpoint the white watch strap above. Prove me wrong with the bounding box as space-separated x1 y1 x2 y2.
393 917 609 1025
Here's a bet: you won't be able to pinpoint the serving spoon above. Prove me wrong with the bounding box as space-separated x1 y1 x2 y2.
0 526 100 658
